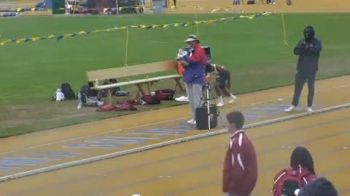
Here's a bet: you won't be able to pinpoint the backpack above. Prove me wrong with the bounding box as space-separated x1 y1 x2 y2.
78 84 102 107
114 102 137 111
273 166 316 196
141 95 160 105
61 83 76 99
155 89 175 101
96 103 115 112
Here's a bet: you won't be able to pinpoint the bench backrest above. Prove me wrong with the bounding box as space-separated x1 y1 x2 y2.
87 60 178 82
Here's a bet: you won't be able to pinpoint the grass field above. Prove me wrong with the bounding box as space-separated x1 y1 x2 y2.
0 13 350 137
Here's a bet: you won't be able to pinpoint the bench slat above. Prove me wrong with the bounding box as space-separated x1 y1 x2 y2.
87 60 178 82
91 74 181 90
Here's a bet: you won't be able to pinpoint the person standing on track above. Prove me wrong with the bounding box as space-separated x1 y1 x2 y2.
177 35 207 125
223 111 258 196
285 26 322 113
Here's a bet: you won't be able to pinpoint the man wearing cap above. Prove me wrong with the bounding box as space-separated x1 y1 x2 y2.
285 26 322 113
178 35 208 125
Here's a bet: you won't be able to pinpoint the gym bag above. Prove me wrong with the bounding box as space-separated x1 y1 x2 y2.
273 166 316 196
155 89 175 101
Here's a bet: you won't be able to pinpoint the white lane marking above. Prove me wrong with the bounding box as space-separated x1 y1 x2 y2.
0 102 349 182
0 117 188 156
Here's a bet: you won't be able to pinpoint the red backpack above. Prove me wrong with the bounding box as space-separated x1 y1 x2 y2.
114 102 137 111
155 89 175 101
273 166 316 196
141 95 161 105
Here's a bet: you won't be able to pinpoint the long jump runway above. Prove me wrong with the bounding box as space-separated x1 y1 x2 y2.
0 76 349 195
0 107 349 195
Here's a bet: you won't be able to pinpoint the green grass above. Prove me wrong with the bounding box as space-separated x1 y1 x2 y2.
0 13 350 137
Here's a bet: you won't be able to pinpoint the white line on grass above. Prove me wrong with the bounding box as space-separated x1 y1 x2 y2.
0 102 349 183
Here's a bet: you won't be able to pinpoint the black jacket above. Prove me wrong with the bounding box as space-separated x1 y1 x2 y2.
294 38 322 74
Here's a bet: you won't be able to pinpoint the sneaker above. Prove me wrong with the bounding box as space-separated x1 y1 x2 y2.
216 102 224 107
216 96 224 107
228 98 235 104
175 96 189 102
181 96 189 102
97 100 104 106
307 107 313 113
284 105 295 112
187 119 196 125
228 94 237 104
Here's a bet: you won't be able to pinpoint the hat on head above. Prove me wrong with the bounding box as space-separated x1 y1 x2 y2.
304 25 315 41
185 34 200 43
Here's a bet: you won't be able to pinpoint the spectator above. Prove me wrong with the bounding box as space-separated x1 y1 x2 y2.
77 82 103 109
223 111 258 196
175 47 194 103
141 0 146 6
273 147 317 196
299 177 338 196
285 26 322 113
206 64 237 107
178 35 207 125
267 0 276 4
233 0 241 5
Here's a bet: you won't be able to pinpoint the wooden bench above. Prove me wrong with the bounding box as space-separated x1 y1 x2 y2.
87 60 184 103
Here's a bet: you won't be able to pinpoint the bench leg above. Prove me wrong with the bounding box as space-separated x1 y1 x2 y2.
147 82 151 95
136 84 146 96
174 78 184 92
107 89 112 104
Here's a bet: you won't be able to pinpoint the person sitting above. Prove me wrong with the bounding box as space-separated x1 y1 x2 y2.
273 146 317 196
206 64 237 107
77 82 103 109
175 47 194 103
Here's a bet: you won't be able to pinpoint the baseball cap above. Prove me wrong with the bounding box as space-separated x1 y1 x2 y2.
185 34 200 43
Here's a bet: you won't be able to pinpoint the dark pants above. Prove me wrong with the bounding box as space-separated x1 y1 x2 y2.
292 72 316 107
214 79 231 97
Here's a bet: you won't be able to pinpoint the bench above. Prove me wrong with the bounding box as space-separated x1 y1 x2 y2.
87 60 184 103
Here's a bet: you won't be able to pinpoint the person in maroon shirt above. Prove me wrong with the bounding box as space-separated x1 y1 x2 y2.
223 111 258 196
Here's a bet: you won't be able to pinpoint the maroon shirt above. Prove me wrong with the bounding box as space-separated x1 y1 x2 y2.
223 130 258 196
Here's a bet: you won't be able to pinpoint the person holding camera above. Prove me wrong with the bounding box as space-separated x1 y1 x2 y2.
177 35 207 125
285 26 322 113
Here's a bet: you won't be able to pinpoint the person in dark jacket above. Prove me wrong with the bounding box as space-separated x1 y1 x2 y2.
178 35 207 125
285 26 322 113
223 111 258 196
299 177 338 196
